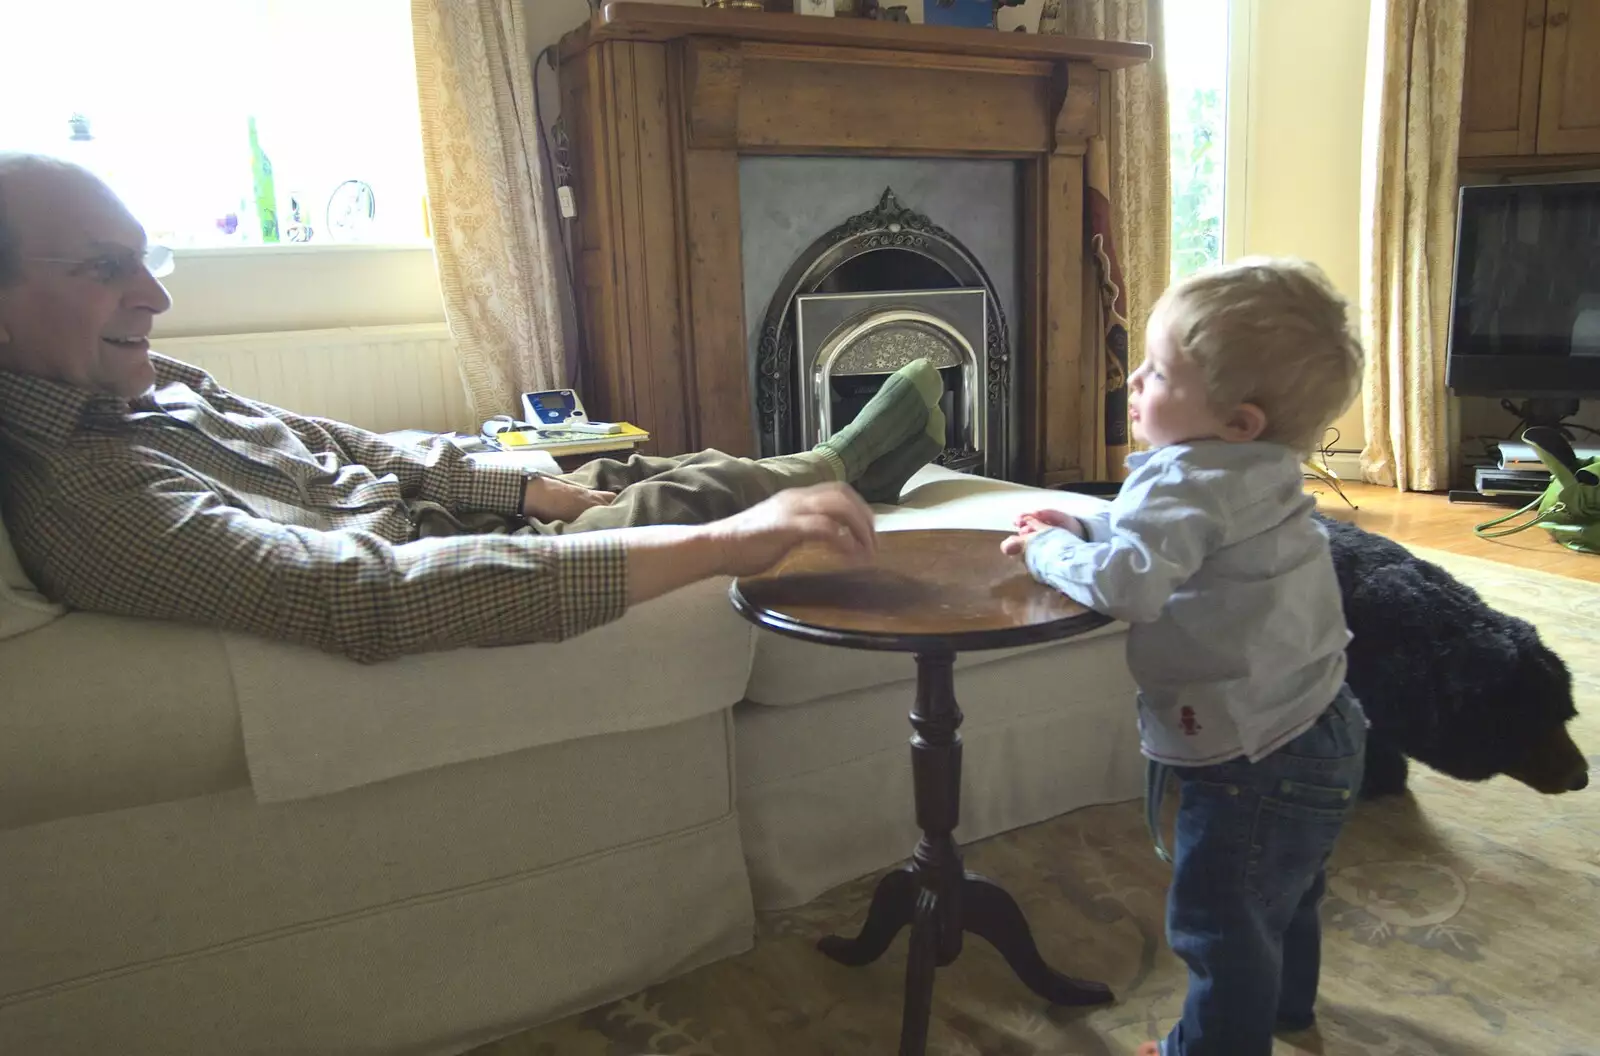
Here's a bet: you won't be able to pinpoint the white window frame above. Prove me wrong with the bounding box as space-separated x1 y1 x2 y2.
155 243 444 339
1224 0 1254 264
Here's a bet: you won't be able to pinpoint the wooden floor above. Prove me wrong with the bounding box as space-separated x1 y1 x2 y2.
1311 479 1600 583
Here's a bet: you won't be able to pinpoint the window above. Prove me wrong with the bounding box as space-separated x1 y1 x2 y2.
0 1 428 249
1167 0 1230 280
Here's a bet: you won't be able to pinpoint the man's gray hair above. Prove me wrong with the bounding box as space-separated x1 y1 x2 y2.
0 164 19 287
0 153 82 287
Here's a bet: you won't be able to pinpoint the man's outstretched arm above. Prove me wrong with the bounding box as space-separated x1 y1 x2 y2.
16 454 874 662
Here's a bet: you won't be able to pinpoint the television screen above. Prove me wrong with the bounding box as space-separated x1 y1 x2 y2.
1447 180 1600 398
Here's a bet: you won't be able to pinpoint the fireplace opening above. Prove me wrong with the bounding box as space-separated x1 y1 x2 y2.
800 292 984 470
810 249 974 462
814 249 961 296
753 187 1013 479
830 366 967 450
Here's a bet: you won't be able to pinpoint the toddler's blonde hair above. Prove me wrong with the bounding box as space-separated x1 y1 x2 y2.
1153 257 1364 454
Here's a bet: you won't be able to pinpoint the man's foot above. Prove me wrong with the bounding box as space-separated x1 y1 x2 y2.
814 359 944 482
851 403 947 504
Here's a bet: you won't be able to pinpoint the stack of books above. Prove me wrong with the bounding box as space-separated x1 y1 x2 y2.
494 422 650 457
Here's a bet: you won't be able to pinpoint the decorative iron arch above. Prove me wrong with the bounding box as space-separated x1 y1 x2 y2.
754 187 1012 474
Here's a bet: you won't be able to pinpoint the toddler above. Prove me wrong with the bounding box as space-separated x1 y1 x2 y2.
1002 257 1368 1056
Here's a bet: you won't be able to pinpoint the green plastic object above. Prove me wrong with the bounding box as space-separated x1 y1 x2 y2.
1475 431 1600 555
248 117 280 244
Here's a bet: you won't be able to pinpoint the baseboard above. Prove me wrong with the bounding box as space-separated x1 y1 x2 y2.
1312 452 1363 483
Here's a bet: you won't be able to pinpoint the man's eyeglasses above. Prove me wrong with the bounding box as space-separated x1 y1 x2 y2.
24 245 175 284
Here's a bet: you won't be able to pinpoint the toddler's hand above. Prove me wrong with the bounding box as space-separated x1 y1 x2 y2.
1001 509 1084 557
1017 509 1083 537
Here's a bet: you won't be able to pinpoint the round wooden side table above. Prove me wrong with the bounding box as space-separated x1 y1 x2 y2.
730 528 1116 1056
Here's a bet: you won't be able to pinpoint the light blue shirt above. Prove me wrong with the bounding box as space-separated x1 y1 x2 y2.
1024 441 1350 765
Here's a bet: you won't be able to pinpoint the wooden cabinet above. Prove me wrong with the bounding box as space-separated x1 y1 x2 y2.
1461 0 1600 159
1460 0 1544 156
1537 0 1600 154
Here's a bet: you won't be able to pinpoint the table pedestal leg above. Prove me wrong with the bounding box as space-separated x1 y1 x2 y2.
817 650 1112 1055
962 872 1112 1006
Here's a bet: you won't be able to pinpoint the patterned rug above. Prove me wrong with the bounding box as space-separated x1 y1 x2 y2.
475 548 1600 1056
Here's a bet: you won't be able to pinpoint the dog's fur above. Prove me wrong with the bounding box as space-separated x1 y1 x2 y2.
1317 513 1588 797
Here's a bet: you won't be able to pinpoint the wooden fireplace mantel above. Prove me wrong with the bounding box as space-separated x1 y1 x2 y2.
561 3 1152 69
558 2 1151 485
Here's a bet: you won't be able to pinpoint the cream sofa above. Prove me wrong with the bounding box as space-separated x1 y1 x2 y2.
0 465 1139 1055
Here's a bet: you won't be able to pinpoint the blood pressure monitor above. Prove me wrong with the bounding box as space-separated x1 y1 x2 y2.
521 389 588 427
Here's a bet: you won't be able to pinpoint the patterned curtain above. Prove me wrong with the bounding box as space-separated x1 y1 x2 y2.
1041 0 1170 480
1359 0 1466 491
411 0 567 419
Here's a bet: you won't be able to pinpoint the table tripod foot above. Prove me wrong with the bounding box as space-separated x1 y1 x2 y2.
817 865 917 967
898 889 939 1056
962 872 1113 1006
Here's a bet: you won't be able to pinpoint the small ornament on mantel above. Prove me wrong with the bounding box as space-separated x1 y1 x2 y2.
858 0 911 19
794 0 835 15
922 0 1028 28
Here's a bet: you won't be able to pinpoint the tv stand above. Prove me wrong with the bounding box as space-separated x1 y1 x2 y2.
1450 397 1586 507
1504 397 1581 433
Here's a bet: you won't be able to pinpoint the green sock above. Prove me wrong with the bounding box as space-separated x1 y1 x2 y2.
814 358 944 482
852 403 947 505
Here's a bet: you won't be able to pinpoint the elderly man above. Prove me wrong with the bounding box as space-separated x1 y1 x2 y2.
0 154 947 661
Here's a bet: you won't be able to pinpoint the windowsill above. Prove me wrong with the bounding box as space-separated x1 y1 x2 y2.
154 241 446 338
173 242 434 259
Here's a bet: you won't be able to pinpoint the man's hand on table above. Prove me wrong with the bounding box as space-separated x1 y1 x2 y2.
705 482 877 576
620 483 878 606
1000 509 1084 557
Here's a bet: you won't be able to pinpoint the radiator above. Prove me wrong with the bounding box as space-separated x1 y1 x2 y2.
155 324 476 436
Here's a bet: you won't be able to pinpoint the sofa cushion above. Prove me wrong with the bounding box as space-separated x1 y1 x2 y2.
3 575 759 820
744 465 1123 707
0 511 64 641
0 709 746 1038
224 572 757 803
0 612 245 830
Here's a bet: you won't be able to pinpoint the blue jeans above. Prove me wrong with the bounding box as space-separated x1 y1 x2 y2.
1147 688 1366 1056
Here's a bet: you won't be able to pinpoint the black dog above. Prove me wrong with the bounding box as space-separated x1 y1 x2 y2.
1317 513 1589 798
